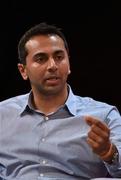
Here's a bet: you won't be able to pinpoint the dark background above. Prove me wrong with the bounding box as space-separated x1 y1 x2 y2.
0 1 121 111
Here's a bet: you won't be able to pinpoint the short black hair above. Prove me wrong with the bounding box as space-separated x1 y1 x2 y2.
18 22 69 64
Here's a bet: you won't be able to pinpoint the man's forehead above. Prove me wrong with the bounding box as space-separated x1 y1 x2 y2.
26 34 64 48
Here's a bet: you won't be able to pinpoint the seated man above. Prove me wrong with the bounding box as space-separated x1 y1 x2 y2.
0 22 121 179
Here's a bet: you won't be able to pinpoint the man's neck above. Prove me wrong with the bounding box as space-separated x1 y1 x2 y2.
32 86 68 115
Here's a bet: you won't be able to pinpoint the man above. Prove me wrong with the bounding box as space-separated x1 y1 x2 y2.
0 22 121 179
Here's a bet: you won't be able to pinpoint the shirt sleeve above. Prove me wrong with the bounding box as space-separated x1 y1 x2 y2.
104 107 121 178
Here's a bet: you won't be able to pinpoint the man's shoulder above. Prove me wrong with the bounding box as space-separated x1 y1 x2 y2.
75 94 114 109
0 93 29 108
74 94 118 120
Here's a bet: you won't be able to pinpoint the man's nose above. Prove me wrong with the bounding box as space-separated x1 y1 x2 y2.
47 58 58 71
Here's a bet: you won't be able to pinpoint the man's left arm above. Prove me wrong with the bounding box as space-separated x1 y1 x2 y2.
85 108 121 177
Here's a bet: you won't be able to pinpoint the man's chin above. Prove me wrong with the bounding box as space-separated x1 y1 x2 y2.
41 86 63 96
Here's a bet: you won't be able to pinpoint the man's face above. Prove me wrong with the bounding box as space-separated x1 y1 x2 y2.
18 34 70 96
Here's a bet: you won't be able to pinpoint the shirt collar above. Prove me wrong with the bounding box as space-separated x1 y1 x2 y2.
65 85 78 116
20 85 78 116
19 91 33 115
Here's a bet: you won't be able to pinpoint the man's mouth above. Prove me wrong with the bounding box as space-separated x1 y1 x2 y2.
45 76 60 85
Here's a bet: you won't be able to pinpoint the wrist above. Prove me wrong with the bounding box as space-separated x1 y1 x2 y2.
100 143 118 164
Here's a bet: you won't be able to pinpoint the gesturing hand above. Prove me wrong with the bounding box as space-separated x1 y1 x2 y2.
85 116 112 160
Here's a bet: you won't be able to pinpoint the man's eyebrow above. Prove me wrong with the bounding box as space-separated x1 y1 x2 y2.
33 52 47 58
33 50 65 58
54 50 65 54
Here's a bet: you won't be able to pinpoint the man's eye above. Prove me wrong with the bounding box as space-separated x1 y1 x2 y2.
37 57 45 61
35 55 48 63
55 55 64 61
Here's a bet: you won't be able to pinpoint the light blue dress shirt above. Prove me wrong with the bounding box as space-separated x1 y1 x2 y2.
0 86 121 180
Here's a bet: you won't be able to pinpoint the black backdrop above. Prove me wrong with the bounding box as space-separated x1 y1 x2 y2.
0 1 121 112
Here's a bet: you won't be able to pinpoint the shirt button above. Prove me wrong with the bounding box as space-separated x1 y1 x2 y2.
42 160 47 164
41 138 45 142
45 116 49 120
40 173 44 177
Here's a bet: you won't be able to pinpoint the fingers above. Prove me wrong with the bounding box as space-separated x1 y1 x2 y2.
86 136 100 152
88 129 104 144
85 115 111 155
85 115 110 138
87 121 110 139
85 115 109 133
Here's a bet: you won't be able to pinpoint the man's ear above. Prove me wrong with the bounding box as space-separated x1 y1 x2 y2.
17 63 28 80
68 69 71 75
67 60 71 75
